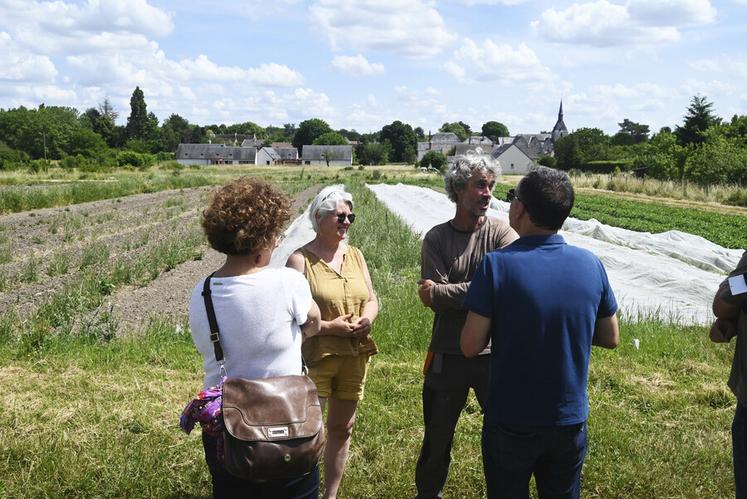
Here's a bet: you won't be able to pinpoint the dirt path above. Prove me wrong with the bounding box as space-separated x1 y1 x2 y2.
100 184 322 335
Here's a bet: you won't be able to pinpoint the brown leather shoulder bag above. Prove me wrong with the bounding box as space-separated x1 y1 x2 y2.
202 275 325 482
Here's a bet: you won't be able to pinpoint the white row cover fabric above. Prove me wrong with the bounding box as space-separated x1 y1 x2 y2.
366 183 744 325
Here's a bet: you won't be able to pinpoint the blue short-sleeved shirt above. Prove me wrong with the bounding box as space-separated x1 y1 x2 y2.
464 233 617 426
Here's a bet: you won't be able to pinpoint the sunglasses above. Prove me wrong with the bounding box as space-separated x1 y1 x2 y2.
336 213 356 224
505 189 520 203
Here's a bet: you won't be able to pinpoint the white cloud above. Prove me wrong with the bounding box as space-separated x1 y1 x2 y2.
0 32 57 82
461 0 526 4
445 38 554 84
0 0 310 125
531 0 715 47
247 63 304 87
0 0 174 40
309 0 457 57
330 54 385 75
689 56 747 80
562 82 685 132
627 0 716 25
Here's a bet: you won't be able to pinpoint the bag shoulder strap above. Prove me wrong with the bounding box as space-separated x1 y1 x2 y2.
201 272 308 375
201 273 224 364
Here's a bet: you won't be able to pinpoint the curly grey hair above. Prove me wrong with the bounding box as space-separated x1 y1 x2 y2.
443 148 501 203
308 185 354 232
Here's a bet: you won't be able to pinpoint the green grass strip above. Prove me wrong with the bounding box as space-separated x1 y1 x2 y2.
0 174 214 214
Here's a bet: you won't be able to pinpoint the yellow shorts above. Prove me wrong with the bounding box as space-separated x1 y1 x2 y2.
309 355 370 401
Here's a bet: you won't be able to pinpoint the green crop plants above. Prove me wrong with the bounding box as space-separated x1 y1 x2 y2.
0 232 11 264
46 252 71 276
79 242 110 269
0 171 217 214
572 192 747 248
19 256 40 283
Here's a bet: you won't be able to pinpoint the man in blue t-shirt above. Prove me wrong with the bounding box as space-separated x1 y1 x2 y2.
460 166 619 499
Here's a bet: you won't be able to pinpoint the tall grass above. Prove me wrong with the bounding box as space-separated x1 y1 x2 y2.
0 174 215 214
569 172 747 207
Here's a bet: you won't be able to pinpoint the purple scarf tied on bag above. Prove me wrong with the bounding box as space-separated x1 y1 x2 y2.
179 381 226 460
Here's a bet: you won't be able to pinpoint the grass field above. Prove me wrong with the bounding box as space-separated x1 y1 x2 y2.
0 165 743 497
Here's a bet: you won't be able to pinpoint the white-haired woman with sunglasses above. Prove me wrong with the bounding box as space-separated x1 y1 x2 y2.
287 186 379 499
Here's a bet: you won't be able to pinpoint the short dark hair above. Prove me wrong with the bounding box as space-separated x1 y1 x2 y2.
516 166 574 230
202 177 290 255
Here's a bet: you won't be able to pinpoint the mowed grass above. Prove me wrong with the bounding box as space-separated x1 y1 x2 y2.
0 173 741 497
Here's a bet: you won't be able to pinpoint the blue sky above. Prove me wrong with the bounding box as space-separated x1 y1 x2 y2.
1 0 745 136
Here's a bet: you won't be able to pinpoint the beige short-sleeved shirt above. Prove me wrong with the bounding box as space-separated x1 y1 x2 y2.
301 245 378 364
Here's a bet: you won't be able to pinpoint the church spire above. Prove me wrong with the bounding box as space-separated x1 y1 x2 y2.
551 100 568 143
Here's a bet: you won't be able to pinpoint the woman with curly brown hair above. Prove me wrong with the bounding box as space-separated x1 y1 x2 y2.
287 186 379 499
189 177 321 499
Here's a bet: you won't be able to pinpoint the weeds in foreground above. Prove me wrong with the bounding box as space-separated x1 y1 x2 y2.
0 233 11 264
19 257 40 283
46 252 71 276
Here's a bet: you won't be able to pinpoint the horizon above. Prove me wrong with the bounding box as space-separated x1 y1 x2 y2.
1 0 745 136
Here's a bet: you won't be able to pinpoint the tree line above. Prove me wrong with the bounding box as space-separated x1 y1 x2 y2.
0 86 513 171
1 87 743 186
552 96 747 186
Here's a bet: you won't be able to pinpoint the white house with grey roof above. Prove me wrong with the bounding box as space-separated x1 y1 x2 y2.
256 147 281 165
301 145 353 166
176 143 256 165
492 144 535 175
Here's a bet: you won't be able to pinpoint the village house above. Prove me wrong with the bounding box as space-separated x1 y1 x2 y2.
301 145 353 166
417 102 570 174
175 143 256 165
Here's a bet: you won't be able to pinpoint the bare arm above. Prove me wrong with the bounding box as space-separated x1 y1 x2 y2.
286 251 305 273
460 311 492 358
301 300 321 339
592 314 619 349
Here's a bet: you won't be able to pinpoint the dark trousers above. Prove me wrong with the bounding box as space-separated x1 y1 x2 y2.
415 354 490 499
481 421 587 499
202 432 320 499
734 402 747 499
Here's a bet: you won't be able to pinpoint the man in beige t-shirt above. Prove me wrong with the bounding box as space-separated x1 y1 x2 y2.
415 155 518 498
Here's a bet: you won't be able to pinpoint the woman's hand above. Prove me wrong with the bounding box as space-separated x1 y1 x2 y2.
325 313 355 336
351 317 372 338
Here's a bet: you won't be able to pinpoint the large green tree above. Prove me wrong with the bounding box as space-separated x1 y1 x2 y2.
313 132 348 145
292 118 332 149
675 95 720 146
554 128 610 170
0 105 83 159
481 121 510 141
439 122 468 141
612 119 649 145
419 151 447 172
356 142 389 165
380 120 417 163
126 86 150 140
